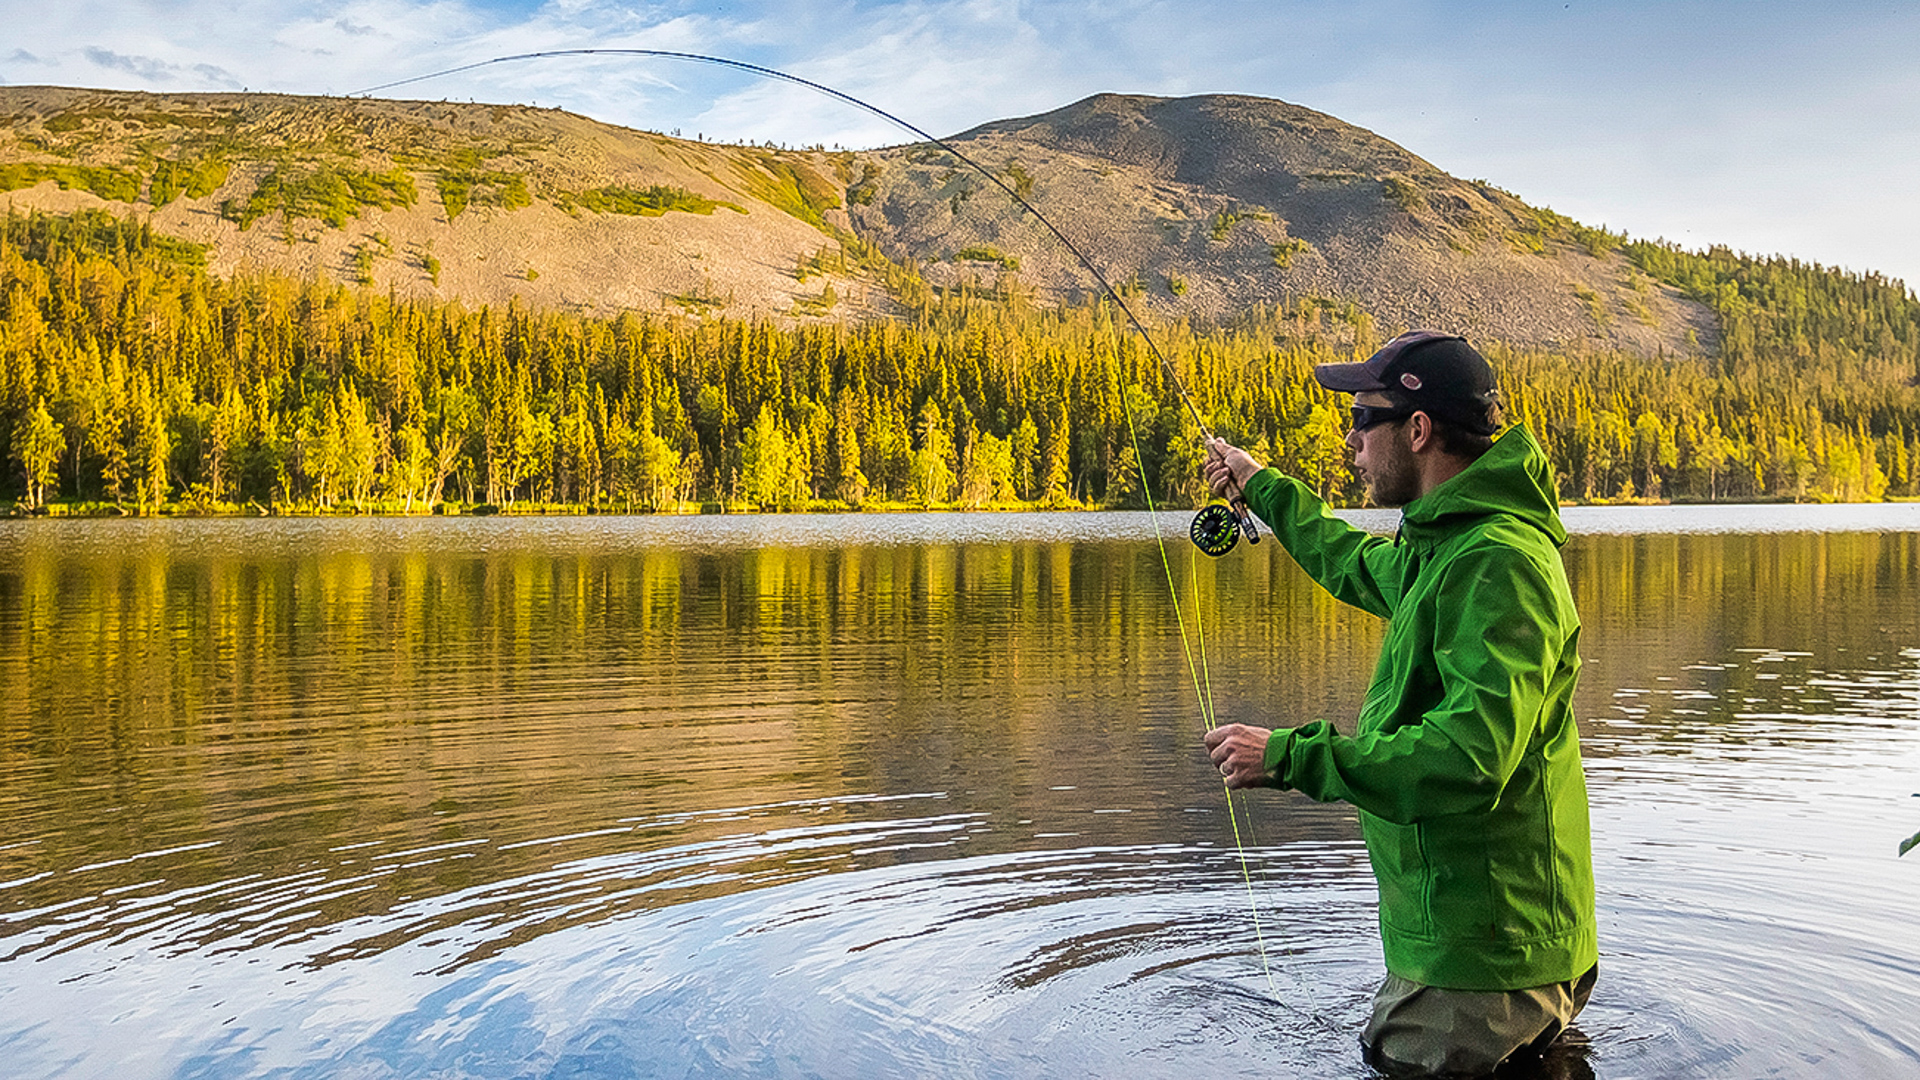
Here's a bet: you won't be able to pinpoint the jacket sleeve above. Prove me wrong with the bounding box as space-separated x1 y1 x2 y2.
1242 468 1399 618
1262 542 1564 824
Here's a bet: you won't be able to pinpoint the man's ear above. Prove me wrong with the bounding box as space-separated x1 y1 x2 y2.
1406 411 1436 454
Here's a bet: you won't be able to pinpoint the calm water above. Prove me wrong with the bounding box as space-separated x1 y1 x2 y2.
2 507 1917 1079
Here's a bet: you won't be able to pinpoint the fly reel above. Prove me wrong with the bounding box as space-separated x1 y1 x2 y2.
1191 499 1259 557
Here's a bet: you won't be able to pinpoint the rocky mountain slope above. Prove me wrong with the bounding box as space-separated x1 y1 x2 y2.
0 85 1714 352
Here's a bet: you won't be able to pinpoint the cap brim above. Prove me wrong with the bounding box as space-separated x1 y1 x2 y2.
1312 360 1387 393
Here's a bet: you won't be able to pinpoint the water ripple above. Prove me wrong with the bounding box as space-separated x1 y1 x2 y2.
1 812 1379 1080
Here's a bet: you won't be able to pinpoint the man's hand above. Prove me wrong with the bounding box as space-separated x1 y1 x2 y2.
1202 437 1263 498
1204 723 1274 789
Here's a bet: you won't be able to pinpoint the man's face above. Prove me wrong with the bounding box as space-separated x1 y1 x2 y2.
1346 392 1420 508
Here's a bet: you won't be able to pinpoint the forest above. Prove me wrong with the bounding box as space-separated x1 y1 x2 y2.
2 208 1917 514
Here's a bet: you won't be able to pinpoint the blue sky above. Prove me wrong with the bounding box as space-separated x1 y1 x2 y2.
4 0 1917 289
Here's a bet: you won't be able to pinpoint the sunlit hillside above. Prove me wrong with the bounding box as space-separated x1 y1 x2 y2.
2 85 1713 353
2 86 1916 515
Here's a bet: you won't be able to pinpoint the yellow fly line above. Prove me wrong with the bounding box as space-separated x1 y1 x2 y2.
1112 368 1280 998
357 45 1307 1012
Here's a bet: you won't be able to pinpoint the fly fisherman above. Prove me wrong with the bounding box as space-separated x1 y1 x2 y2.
1201 331 1597 1077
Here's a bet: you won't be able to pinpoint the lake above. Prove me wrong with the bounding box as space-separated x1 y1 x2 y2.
2 507 1917 1078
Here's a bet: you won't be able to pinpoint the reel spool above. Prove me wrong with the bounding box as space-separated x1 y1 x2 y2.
1190 502 1243 557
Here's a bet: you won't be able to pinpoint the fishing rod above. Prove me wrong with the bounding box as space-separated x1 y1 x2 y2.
350 49 1337 1022
350 49 1261 556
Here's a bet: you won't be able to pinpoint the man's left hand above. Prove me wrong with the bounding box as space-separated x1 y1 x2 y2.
1202 438 1262 497
1204 723 1273 789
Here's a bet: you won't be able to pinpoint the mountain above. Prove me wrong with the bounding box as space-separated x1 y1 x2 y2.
0 85 1712 352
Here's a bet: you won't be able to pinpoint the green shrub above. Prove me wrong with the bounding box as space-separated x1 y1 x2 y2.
1004 161 1035 199
1383 176 1428 214
42 111 89 133
1569 222 1623 258
149 159 232 206
733 154 841 227
553 184 742 218
0 163 143 203
1573 284 1609 329
221 166 418 230
1270 237 1314 268
1210 206 1271 242
437 169 532 220
953 245 1019 271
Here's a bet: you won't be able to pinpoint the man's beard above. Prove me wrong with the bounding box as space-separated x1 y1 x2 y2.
1364 428 1421 508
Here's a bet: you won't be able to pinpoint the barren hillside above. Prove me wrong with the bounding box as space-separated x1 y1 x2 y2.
0 85 1715 352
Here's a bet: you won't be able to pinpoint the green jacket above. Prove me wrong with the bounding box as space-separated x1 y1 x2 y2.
1241 426 1596 991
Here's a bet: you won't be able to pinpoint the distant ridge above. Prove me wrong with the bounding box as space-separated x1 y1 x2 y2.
0 84 1713 352
956 93 1437 193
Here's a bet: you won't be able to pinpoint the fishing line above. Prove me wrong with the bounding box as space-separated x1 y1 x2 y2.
351 47 1292 1002
1188 540 1332 1029
350 49 1259 548
1120 398 1327 1030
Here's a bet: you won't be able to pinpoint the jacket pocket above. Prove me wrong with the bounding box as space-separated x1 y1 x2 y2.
1363 814 1431 937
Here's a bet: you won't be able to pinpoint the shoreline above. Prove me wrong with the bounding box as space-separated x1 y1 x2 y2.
10 493 1919 519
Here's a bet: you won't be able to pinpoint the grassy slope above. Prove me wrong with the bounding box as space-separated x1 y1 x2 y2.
0 85 1719 353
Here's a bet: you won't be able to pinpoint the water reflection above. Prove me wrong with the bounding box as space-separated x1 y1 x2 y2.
0 513 1916 1078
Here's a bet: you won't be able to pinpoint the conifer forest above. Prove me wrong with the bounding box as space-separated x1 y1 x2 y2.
3 209 1917 514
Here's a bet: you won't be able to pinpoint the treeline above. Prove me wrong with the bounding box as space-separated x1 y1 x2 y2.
2 209 1918 514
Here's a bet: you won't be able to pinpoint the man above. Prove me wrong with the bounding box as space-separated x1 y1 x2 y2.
1201 330 1597 1077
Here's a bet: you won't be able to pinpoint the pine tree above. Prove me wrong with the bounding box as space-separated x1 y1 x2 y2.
13 397 63 507
909 400 955 506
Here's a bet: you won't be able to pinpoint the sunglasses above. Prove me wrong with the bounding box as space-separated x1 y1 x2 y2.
1349 403 1417 432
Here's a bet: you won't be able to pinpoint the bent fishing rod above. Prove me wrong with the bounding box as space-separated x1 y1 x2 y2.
351 49 1260 556
351 51 1330 1018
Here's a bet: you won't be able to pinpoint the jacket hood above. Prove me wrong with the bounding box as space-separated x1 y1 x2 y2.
1401 426 1567 547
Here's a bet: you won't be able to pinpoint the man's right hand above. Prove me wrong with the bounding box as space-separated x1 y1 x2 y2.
1202 437 1263 497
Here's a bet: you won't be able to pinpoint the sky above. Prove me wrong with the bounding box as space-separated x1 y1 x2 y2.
4 0 1917 290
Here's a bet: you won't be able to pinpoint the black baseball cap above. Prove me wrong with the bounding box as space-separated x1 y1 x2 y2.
1313 330 1501 435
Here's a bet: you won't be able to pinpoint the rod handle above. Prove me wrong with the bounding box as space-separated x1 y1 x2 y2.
1230 494 1260 545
